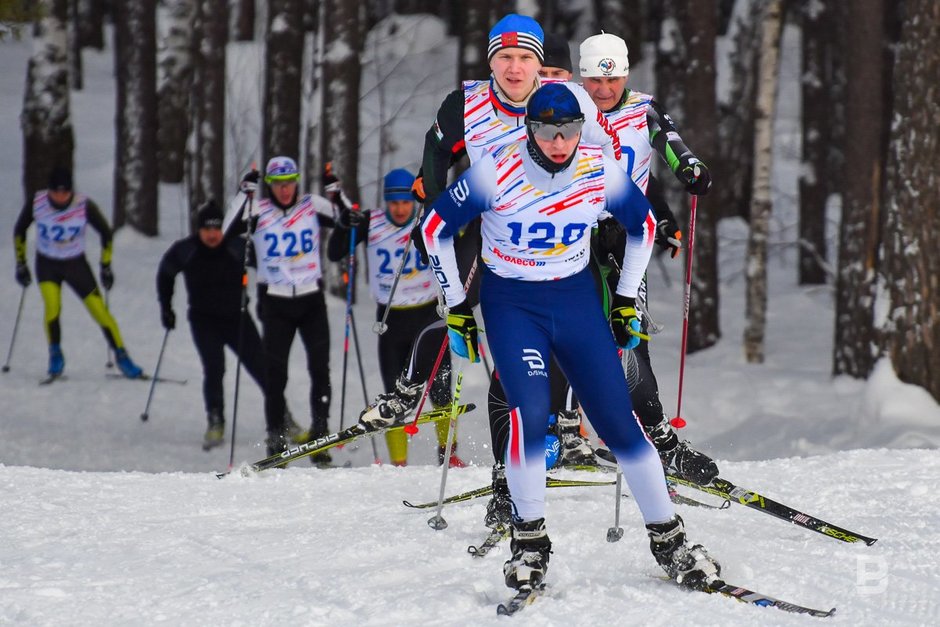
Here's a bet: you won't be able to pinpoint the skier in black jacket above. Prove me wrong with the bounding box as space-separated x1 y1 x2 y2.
156 200 269 450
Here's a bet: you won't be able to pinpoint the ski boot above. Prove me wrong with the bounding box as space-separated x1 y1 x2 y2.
48 344 65 376
202 409 225 451
265 430 289 457
359 374 422 430
646 515 721 590
646 418 718 485
503 518 552 590
484 463 513 528
285 409 304 443
114 348 143 379
437 442 467 468
555 409 598 467
308 415 332 467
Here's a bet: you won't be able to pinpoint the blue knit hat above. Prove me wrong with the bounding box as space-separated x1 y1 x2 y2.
383 168 415 202
488 14 544 63
526 83 583 124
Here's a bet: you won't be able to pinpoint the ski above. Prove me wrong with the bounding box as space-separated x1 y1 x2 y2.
218 403 476 478
39 373 66 385
708 580 836 618
467 525 510 558
402 477 615 510
496 583 546 616
666 485 730 511
666 474 877 545
106 373 187 385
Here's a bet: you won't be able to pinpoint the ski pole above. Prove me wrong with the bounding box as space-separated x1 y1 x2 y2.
140 328 170 422
2 286 27 373
104 289 114 368
349 307 380 463
338 210 360 431
427 356 467 530
373 238 414 335
607 349 632 541
228 187 256 470
403 256 479 436
673 194 698 429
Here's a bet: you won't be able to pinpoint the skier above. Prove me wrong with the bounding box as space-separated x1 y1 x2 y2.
422 83 720 592
578 31 717 484
537 32 573 80
327 168 463 466
231 157 336 460
156 200 273 450
12 165 143 380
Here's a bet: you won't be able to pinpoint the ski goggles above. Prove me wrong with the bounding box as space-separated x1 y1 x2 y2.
527 118 585 141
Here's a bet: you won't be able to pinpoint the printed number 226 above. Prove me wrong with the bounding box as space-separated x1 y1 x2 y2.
264 229 314 257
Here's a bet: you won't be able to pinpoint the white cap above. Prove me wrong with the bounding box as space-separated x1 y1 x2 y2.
579 32 629 78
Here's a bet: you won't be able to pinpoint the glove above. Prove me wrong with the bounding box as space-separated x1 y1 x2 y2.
100 264 114 290
609 295 649 350
655 217 682 259
15 263 31 287
411 223 429 265
446 300 479 362
240 169 260 195
338 206 366 229
676 156 711 195
160 306 176 330
411 175 426 203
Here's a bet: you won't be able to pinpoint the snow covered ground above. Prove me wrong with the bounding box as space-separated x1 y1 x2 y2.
1 17 938 626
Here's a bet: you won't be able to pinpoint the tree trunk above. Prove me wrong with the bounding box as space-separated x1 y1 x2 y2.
113 0 158 235
234 0 255 40
656 1 720 353
880 0 940 401
157 0 193 183
68 0 83 90
186 0 227 226
77 0 104 50
591 0 645 63
458 0 490 83
832 0 887 378
796 1 830 285
262 0 304 168
743 0 784 364
22 0 74 204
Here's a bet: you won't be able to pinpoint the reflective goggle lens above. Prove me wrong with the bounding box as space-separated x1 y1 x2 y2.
528 119 585 141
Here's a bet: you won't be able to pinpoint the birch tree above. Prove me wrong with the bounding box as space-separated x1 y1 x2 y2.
234 0 255 41
743 0 784 364
832 0 887 377
21 0 73 202
458 0 490 83
797 0 831 285
113 0 158 234
879 0 940 401
263 0 304 168
320 0 361 198
186 0 227 223
157 0 194 183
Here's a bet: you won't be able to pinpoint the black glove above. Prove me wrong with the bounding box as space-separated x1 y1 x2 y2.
338 206 366 229
15 263 31 287
655 217 682 259
676 156 711 195
100 264 114 290
240 169 260 195
411 223 429 265
609 295 647 350
160 306 176 330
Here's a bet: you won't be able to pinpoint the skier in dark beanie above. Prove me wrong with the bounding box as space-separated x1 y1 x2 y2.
157 200 272 450
13 165 143 379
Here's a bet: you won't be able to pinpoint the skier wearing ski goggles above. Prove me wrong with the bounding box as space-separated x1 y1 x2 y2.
525 117 585 142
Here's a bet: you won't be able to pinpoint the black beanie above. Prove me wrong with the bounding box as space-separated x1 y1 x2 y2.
196 200 224 229
48 166 73 191
542 33 572 73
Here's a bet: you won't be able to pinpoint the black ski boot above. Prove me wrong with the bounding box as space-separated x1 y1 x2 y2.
555 409 598 466
646 515 721 590
308 414 332 467
503 518 552 590
646 418 718 485
265 430 288 457
484 463 513 528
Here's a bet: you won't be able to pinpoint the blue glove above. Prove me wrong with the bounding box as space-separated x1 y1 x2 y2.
609 295 649 350
446 300 479 362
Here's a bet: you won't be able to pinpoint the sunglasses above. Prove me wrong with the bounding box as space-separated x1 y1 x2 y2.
527 118 585 141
